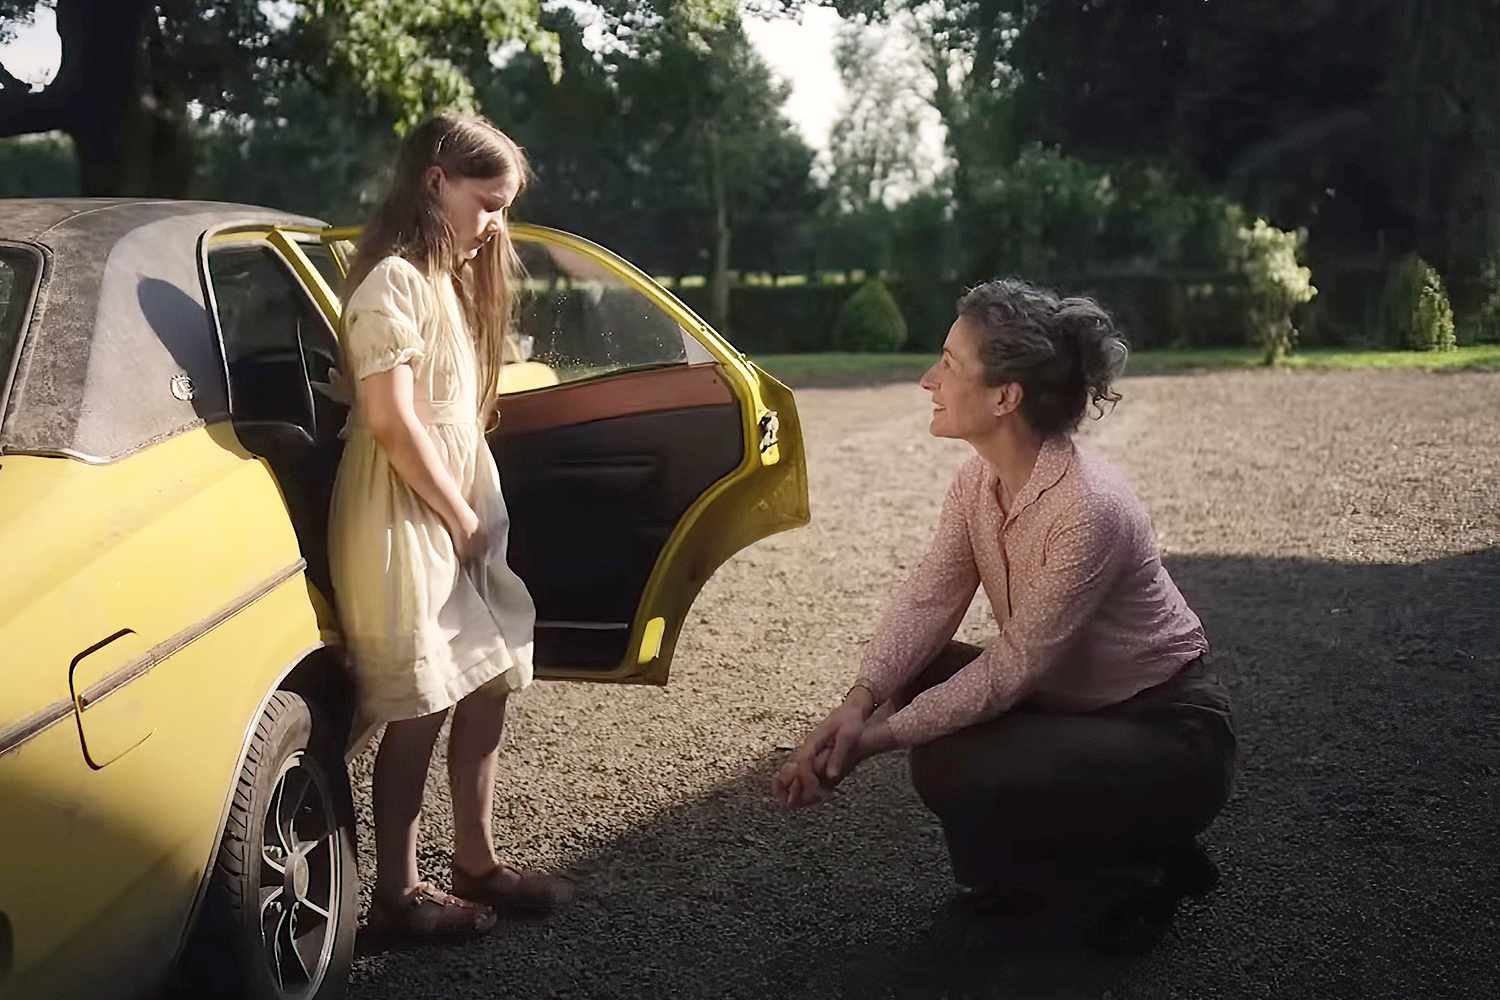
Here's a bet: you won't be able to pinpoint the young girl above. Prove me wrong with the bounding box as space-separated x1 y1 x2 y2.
329 113 574 939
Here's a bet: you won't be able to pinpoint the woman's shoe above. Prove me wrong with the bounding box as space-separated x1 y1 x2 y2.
451 861 577 915
1161 840 1220 898
1080 842 1219 955
1081 881 1180 956
952 881 1050 919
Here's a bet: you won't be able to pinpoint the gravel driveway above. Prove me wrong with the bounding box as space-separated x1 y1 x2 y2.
346 370 1500 1000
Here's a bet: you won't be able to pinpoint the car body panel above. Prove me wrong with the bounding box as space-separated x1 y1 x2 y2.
0 428 329 999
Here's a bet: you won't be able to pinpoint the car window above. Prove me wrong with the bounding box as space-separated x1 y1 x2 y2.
515 240 689 385
300 241 345 295
0 246 40 394
207 244 339 429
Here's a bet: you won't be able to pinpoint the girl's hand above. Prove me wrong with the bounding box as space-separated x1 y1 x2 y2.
362 365 480 546
448 506 489 562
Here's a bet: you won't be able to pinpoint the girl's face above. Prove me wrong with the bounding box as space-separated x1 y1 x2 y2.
431 167 521 261
919 316 1021 440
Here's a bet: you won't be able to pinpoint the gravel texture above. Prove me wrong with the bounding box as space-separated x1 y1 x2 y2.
345 370 1500 1000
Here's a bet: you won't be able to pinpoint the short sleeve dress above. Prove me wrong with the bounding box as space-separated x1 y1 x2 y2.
329 255 535 747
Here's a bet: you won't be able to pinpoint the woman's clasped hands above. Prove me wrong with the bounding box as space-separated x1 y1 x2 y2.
772 684 897 809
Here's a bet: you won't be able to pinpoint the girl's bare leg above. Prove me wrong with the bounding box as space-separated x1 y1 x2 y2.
448 691 507 875
372 709 450 902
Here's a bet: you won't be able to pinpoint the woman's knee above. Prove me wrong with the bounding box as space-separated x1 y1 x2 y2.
909 737 982 815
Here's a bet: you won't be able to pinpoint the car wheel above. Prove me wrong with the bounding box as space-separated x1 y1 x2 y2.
180 689 358 999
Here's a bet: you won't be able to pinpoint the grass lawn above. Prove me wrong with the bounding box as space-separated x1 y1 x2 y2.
752 344 1500 387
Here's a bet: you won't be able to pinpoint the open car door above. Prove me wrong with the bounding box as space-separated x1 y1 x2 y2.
295 223 809 683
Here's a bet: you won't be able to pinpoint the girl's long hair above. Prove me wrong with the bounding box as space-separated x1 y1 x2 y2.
346 113 531 427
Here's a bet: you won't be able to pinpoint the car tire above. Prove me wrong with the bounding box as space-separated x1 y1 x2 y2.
179 689 358 1000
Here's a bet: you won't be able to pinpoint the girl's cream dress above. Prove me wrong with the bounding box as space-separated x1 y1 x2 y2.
329 255 534 747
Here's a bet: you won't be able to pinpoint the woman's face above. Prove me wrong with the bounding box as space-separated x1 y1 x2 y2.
919 316 1016 440
433 168 521 261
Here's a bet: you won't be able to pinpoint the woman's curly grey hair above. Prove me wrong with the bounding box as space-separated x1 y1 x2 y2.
956 277 1129 435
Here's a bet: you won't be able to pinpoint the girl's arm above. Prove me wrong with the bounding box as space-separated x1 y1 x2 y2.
361 364 483 556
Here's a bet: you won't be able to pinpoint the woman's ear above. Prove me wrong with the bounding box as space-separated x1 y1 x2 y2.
993 382 1024 418
424 165 445 199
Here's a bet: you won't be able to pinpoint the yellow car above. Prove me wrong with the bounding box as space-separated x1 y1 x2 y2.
0 199 809 1000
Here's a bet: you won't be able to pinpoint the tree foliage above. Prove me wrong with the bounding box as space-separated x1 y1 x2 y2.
609 13 815 331
304 0 559 132
0 0 752 196
1003 0 1500 282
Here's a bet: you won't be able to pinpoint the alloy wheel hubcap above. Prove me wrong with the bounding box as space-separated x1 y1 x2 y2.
259 751 340 999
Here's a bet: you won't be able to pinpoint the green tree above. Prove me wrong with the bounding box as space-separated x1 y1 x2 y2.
0 0 571 197
1001 0 1500 283
968 142 1116 279
899 0 1025 274
478 5 818 296
192 79 398 223
613 14 816 333
478 7 640 249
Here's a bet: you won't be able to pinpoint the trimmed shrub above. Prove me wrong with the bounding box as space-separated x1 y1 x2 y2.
832 280 909 352
1381 255 1456 351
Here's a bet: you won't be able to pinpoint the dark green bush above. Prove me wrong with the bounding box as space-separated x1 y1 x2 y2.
832 280 909 352
675 268 1378 356
676 284 847 353
1028 272 1248 350
1381 255 1456 351
1456 255 1500 344
887 280 963 352
0 133 81 198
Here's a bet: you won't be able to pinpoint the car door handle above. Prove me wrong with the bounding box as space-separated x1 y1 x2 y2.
758 410 779 452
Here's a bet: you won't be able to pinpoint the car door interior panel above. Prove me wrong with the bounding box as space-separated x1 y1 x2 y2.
494 363 744 668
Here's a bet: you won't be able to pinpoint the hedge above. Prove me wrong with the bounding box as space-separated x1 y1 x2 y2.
671 264 1411 354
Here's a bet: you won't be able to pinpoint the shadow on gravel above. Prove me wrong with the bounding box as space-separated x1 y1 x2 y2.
349 548 1500 1000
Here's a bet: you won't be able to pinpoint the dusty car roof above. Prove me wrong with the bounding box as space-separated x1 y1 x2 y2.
0 198 326 462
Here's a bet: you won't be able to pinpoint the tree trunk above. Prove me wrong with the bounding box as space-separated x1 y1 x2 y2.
67 0 198 197
707 127 733 336
0 0 195 197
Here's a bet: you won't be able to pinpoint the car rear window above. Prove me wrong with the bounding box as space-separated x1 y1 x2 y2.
0 245 41 400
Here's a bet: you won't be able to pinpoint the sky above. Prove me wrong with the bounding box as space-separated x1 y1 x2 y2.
0 5 851 149
742 7 847 154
